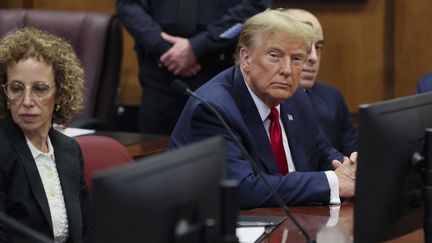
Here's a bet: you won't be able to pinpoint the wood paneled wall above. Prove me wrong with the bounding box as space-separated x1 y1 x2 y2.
275 0 387 111
1 0 431 111
394 0 432 97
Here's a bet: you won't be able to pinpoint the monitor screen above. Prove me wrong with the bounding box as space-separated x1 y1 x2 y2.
92 136 229 243
354 92 432 242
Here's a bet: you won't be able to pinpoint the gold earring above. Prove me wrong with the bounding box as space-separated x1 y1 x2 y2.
55 104 60 112
6 100 10 109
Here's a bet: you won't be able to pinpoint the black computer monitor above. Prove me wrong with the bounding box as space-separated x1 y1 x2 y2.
354 92 432 242
92 136 237 243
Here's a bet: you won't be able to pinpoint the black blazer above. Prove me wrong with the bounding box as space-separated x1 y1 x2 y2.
0 119 92 242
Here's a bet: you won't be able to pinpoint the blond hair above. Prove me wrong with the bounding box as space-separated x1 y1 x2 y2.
234 8 315 64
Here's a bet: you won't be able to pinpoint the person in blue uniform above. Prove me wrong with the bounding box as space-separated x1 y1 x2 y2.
116 0 271 134
286 9 358 156
416 72 432 93
169 9 357 209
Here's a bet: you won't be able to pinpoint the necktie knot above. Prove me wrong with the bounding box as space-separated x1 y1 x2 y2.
269 107 279 121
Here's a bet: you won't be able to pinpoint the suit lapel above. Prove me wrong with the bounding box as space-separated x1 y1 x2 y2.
281 90 320 171
233 68 279 174
50 130 82 242
3 121 53 232
280 97 302 170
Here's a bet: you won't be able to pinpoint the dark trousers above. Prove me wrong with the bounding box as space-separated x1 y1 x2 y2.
139 85 190 135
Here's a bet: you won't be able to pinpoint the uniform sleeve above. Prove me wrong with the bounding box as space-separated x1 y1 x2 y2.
189 0 271 59
416 72 432 94
116 0 171 57
116 0 271 59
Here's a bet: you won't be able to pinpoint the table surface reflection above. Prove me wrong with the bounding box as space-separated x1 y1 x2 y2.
241 201 423 243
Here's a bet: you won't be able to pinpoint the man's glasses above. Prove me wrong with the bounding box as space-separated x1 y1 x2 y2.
1 81 56 101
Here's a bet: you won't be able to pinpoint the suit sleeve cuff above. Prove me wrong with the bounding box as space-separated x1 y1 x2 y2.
324 171 341 204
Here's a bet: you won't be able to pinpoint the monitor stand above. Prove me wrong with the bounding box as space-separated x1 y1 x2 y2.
220 179 240 243
174 180 239 243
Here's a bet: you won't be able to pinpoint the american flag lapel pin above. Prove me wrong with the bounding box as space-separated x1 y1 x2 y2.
287 114 294 121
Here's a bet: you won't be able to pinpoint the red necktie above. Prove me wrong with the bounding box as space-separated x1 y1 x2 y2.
269 107 289 175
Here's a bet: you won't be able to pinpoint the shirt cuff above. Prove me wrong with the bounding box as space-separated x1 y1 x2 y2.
326 205 341 227
324 171 340 204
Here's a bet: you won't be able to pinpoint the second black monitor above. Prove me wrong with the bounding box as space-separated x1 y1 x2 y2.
354 92 432 242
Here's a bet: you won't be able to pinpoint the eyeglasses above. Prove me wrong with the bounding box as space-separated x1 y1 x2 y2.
1 81 56 101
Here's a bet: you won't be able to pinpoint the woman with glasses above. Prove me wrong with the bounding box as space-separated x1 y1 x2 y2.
0 27 92 242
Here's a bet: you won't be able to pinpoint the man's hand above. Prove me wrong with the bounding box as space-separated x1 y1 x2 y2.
160 32 201 77
332 152 357 198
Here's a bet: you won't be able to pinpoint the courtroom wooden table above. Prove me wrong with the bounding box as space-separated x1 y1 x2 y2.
241 201 423 243
87 131 425 242
95 131 170 158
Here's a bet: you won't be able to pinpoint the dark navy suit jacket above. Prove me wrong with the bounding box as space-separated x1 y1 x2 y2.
305 82 357 156
416 72 432 94
169 67 344 209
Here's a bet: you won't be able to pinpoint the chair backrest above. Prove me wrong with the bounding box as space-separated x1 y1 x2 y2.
0 9 123 128
74 135 133 189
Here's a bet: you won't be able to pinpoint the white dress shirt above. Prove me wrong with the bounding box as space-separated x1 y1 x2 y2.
244 81 340 204
26 136 69 243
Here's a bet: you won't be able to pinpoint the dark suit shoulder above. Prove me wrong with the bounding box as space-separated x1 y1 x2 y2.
195 67 237 103
313 82 344 98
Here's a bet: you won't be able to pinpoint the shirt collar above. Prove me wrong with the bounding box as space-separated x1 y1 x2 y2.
26 135 54 159
243 80 280 122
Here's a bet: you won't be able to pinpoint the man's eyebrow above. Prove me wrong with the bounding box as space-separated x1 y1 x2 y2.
301 20 313 27
265 44 283 51
316 40 325 45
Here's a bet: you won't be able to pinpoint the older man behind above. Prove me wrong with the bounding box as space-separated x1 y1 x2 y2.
169 9 356 209
285 9 358 156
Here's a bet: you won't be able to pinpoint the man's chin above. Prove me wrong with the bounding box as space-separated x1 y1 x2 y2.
300 79 315 89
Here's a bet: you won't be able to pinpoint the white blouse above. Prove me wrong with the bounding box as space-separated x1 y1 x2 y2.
26 136 69 243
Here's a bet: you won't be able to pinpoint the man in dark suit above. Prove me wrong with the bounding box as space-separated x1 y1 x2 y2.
286 9 358 156
169 9 357 209
416 72 432 93
116 0 271 134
